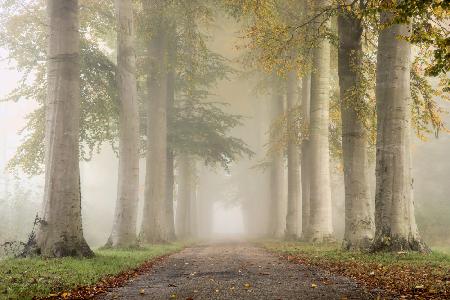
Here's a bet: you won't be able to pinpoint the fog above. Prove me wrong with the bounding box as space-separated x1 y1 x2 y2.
0 8 449 253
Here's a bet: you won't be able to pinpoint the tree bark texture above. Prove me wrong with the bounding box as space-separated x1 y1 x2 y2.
140 2 171 243
373 10 428 252
107 0 140 248
300 75 311 240
308 0 334 242
285 70 301 239
165 24 177 241
37 0 93 257
338 0 374 251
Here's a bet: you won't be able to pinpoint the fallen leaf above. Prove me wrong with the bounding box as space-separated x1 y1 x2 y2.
311 283 318 288
139 289 145 295
414 285 425 289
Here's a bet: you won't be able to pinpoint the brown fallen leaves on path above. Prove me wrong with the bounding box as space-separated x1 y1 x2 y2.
282 253 449 300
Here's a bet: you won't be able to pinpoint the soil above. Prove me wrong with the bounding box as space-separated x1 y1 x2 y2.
96 242 377 300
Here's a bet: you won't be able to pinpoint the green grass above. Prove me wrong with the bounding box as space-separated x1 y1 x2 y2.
432 246 450 255
262 241 450 298
262 241 450 267
0 243 183 300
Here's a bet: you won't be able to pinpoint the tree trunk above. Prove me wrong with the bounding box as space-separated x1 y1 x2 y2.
189 163 198 238
36 0 93 257
166 149 176 241
300 75 311 240
140 4 171 243
308 0 334 242
285 71 301 239
107 0 140 248
372 10 428 253
338 0 374 251
165 23 177 241
176 154 193 239
269 88 286 238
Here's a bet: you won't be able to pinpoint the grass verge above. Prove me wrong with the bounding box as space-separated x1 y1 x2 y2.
0 243 183 300
262 241 450 299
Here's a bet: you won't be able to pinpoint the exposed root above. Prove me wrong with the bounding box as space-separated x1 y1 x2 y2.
371 234 431 253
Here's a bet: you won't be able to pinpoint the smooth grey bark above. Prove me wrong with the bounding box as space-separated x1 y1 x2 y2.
372 11 428 252
107 0 140 248
308 0 334 242
140 3 171 243
300 75 311 240
167 148 176 241
165 23 177 242
285 71 301 239
269 88 286 238
338 1 374 251
36 0 92 257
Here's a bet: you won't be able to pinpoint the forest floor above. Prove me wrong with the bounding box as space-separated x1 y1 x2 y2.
95 242 375 300
1 242 449 299
263 241 450 300
0 243 183 300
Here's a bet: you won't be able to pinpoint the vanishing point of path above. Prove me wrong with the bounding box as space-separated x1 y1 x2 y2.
97 243 376 300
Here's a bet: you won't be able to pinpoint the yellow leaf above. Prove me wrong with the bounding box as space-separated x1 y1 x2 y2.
311 283 318 288
415 285 425 289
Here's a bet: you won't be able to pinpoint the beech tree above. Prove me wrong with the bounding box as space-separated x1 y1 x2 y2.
36 0 93 257
300 75 311 240
140 0 172 244
107 0 140 248
308 0 334 243
285 70 301 239
337 0 374 250
268 84 286 238
372 7 428 253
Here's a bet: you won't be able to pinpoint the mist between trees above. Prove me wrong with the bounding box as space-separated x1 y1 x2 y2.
0 0 449 257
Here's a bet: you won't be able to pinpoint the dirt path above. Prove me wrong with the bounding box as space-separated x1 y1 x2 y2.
97 243 376 299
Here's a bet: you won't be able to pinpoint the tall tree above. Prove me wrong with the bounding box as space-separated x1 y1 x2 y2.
268 85 286 238
165 20 177 242
175 154 194 238
285 70 301 239
308 0 334 242
36 0 93 257
140 0 172 243
372 7 428 252
338 0 374 250
107 0 140 248
300 75 311 240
